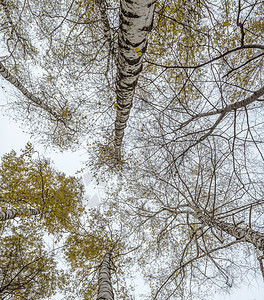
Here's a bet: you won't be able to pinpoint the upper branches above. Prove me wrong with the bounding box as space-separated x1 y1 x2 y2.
0 61 64 122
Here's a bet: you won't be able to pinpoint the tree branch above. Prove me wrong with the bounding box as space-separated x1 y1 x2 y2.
0 61 66 124
145 45 264 70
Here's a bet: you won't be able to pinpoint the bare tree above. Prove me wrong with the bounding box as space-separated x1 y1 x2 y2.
109 134 264 298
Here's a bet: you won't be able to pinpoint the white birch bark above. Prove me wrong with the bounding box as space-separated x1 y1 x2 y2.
97 252 114 300
196 212 264 252
114 0 156 160
0 61 63 122
0 208 52 221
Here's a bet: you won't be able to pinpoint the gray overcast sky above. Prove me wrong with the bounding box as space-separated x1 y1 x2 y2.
0 84 263 299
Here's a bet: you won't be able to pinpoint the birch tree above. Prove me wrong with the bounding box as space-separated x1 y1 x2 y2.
1 0 263 155
1 0 264 298
107 134 264 299
0 207 52 221
113 0 155 160
105 3 264 296
61 207 133 299
97 252 114 300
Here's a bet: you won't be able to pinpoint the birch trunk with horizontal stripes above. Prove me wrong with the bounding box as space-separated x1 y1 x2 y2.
0 208 52 221
196 212 264 252
97 252 114 300
0 61 63 122
114 0 156 160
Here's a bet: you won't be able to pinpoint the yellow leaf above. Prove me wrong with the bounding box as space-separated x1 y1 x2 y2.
223 21 231 26
135 47 141 53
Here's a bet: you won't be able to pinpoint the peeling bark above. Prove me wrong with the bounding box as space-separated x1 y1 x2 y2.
0 208 52 221
97 252 114 300
0 61 64 122
114 0 156 160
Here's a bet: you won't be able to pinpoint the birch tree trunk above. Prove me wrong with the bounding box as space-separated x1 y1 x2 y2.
114 0 156 160
97 252 114 300
0 208 52 221
196 212 264 252
0 61 63 122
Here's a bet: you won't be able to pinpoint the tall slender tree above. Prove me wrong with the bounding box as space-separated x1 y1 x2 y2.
113 0 156 160
97 252 114 300
1 0 264 299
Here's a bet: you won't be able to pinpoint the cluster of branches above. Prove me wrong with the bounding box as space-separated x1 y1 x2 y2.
0 0 264 299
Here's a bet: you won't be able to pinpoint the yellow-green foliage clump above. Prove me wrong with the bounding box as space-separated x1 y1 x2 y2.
0 143 85 235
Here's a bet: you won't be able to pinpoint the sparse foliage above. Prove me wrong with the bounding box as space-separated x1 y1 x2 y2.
0 0 264 299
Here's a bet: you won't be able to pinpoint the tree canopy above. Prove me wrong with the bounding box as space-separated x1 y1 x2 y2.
0 0 264 299
0 143 84 234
